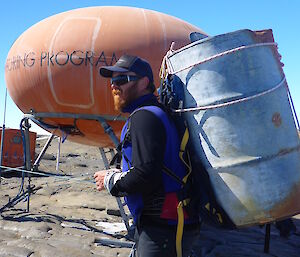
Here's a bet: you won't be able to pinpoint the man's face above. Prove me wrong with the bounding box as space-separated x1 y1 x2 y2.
111 72 140 112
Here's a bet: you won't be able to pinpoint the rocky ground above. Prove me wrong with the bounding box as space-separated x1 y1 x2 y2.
0 136 299 257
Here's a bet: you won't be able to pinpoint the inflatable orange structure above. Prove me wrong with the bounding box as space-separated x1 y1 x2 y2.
5 6 206 147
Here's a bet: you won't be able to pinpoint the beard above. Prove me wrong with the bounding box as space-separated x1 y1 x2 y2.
112 83 138 112
112 89 125 112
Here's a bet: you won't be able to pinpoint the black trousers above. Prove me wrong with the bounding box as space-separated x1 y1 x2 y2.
135 224 200 257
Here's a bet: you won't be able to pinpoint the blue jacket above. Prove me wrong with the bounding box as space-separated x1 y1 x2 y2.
114 94 189 224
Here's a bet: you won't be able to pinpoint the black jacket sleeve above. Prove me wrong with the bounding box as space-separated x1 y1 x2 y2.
110 110 166 196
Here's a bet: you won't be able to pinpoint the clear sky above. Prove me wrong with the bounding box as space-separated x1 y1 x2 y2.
0 1 299 134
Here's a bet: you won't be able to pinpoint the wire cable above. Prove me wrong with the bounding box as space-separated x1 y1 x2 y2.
0 165 95 185
0 88 8 185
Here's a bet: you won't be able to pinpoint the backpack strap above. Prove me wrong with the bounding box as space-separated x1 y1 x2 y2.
110 119 133 169
175 125 192 257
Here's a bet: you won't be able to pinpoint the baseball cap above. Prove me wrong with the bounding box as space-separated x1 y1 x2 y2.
99 55 154 83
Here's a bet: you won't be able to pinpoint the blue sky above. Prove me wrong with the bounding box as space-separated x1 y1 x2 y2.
1 1 299 134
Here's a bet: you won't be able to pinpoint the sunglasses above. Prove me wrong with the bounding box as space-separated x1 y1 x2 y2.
111 75 140 87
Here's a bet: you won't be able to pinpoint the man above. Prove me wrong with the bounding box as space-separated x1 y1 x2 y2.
94 55 200 257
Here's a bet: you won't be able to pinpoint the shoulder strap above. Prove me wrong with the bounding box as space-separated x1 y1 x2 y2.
111 106 162 169
110 118 132 168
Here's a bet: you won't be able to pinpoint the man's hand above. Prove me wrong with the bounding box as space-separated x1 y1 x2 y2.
94 168 122 192
94 170 108 191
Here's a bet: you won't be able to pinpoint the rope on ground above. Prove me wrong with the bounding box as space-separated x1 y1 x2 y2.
0 165 95 185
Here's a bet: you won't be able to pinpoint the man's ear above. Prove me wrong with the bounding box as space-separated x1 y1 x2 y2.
139 76 150 91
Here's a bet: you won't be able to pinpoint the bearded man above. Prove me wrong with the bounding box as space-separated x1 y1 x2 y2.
94 55 200 257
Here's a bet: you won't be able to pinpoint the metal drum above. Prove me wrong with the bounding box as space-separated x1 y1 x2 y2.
165 29 300 227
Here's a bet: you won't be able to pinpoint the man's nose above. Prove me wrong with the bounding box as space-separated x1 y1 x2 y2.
111 83 120 90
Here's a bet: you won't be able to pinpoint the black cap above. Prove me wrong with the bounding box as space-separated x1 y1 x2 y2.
99 55 154 83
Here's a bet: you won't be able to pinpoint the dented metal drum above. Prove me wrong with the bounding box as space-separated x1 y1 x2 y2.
166 29 300 227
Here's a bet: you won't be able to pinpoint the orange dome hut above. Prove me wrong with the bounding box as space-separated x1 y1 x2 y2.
5 6 207 147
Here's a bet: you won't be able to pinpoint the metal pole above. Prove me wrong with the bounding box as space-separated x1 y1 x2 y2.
109 148 115 159
33 134 55 171
56 136 61 172
24 119 32 171
97 119 120 147
0 88 8 184
23 119 32 212
99 148 110 169
0 125 5 185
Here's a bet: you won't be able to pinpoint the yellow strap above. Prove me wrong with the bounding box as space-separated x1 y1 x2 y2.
205 203 224 224
179 127 189 160
176 128 191 257
217 213 223 224
176 201 184 257
179 128 192 183
205 203 210 210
